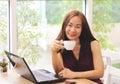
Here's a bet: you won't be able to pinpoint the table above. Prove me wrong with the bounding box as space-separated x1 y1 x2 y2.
0 70 97 84
0 70 33 84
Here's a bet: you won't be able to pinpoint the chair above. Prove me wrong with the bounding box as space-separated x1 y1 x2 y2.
103 51 120 84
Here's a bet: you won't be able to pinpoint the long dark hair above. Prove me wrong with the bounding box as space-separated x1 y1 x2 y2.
57 10 96 43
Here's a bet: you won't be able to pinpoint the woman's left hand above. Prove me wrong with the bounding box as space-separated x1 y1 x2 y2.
58 68 75 79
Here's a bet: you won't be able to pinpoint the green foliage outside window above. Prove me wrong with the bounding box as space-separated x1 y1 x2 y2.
46 0 82 25
17 1 83 64
93 0 117 50
0 2 7 57
17 2 42 64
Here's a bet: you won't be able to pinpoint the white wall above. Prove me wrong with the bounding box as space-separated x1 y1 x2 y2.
108 23 120 48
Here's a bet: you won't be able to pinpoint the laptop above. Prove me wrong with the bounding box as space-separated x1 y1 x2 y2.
4 50 65 84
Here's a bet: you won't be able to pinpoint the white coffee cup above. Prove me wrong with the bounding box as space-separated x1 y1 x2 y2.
63 41 76 50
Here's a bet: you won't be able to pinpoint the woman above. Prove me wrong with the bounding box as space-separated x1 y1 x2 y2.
51 10 104 84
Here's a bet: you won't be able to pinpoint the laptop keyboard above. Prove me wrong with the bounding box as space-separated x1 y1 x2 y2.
32 70 58 82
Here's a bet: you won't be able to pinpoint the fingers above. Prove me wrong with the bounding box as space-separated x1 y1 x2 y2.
59 73 63 78
58 68 73 78
55 40 63 46
58 68 65 78
51 40 64 52
58 71 64 78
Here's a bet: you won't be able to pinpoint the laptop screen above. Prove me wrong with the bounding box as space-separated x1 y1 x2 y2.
4 51 37 83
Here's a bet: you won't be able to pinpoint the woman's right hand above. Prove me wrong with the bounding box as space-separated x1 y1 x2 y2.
51 40 64 53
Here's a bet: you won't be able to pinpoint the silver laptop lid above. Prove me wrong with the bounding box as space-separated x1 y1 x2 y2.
5 50 37 83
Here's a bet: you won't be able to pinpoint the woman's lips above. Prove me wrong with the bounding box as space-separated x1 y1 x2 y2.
68 34 76 37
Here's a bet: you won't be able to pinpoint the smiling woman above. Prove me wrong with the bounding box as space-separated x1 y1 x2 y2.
51 10 104 84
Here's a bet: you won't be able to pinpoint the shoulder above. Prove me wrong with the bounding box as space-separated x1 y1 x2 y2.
91 40 100 46
90 40 101 50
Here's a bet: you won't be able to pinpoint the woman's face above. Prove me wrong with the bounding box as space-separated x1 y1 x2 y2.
65 16 82 41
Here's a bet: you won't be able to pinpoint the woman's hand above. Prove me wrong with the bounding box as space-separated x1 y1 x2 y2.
51 40 64 53
58 68 75 79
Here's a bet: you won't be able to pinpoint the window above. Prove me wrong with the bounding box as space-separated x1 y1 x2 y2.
93 0 120 51
17 0 83 71
0 1 9 59
93 0 120 68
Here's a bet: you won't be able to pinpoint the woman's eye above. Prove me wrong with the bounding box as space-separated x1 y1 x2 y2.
75 26 80 28
77 26 80 28
68 24 72 27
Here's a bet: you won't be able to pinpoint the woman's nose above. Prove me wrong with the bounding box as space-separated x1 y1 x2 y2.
70 27 76 32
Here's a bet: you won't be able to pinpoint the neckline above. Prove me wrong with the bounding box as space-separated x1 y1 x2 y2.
72 46 81 61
